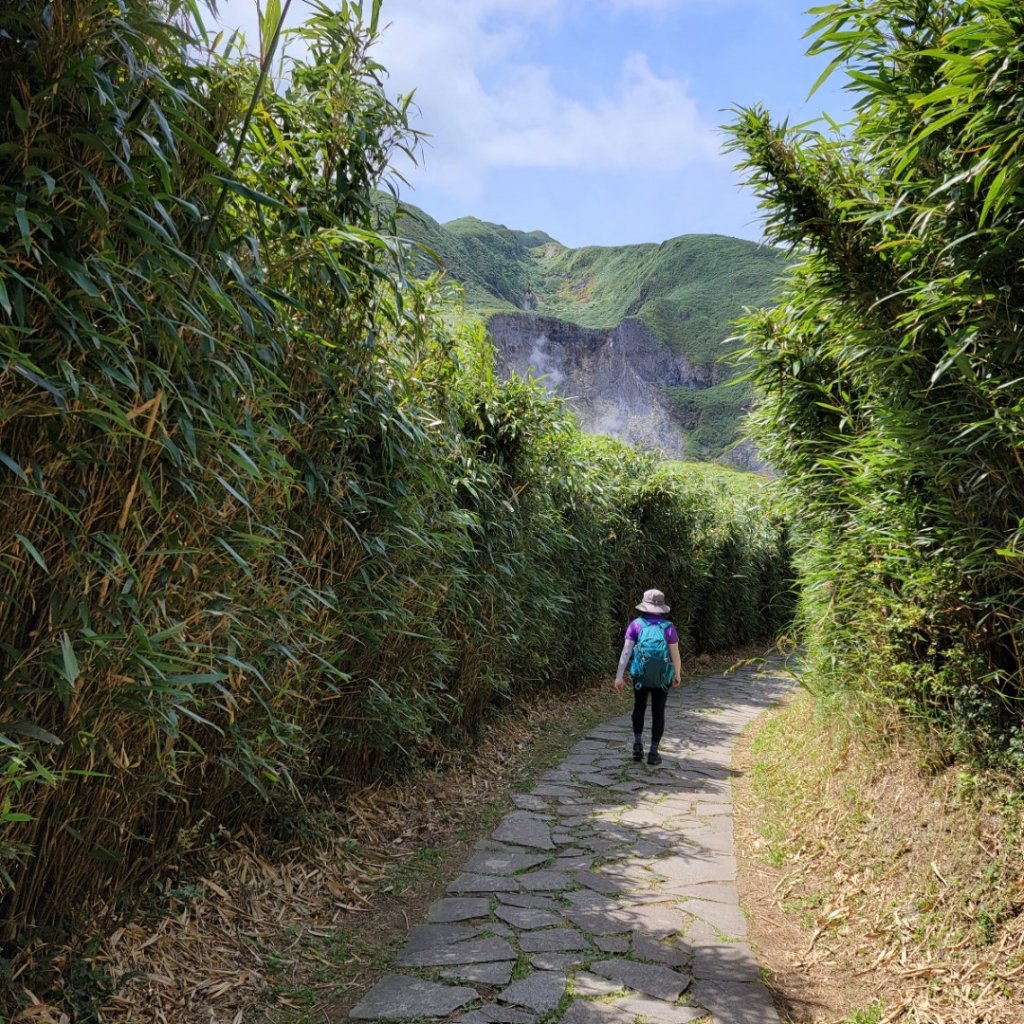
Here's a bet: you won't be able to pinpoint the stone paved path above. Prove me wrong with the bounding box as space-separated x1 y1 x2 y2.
350 658 793 1024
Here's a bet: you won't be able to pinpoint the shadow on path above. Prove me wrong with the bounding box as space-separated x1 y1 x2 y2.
347 656 797 1024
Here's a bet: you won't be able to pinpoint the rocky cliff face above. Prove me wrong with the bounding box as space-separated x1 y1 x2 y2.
488 313 712 459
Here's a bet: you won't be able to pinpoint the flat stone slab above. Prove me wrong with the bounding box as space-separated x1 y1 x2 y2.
350 976 478 1019
448 873 520 894
497 892 561 910
428 898 491 923
455 1006 537 1024
562 1001 634 1024
657 854 737 888
574 870 624 896
530 952 588 970
574 773 617 787
464 850 550 874
594 935 630 953
552 855 593 871
689 978 780 1024
498 971 566 1013
531 784 580 798
611 994 707 1024
632 930 690 967
590 959 692 1001
511 794 550 811
397 937 516 968
668 883 740 905
494 812 555 851
518 928 590 953
517 869 574 892
442 962 515 985
403 923 485 952
561 906 634 936
495 905 563 930
681 898 748 938
572 972 624 996
630 903 687 937
687 921 761 983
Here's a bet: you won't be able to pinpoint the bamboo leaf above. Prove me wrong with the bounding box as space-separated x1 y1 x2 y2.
60 632 80 687
15 534 48 573
211 174 287 211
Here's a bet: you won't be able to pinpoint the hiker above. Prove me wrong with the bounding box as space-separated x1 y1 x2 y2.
613 588 682 765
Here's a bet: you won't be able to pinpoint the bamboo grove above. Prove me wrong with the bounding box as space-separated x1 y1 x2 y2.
729 0 1024 771
0 0 793 969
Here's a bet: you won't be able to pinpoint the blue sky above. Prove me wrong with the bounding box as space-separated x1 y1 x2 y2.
213 1 848 246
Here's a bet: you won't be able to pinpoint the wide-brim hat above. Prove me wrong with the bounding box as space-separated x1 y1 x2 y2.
636 588 670 614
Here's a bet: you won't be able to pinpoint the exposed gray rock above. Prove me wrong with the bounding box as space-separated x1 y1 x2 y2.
488 313 708 458
349 976 477 1020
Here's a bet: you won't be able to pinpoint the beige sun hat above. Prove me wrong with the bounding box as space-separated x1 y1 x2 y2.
635 588 670 614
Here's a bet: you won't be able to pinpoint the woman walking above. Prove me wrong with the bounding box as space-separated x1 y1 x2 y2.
613 588 682 765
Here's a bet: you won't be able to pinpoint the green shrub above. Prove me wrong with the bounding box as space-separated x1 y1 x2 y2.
728 0 1024 770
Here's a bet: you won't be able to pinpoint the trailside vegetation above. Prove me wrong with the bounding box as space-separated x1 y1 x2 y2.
0 0 793 996
729 0 1024 771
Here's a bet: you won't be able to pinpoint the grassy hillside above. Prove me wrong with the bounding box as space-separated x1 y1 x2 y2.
399 204 786 368
397 205 785 460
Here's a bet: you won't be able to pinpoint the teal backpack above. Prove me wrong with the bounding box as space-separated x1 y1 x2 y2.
629 618 674 690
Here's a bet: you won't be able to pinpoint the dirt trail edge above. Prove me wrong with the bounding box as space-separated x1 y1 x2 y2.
347 657 795 1024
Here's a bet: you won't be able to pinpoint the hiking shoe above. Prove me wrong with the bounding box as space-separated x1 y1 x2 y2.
632 741 643 762
647 750 663 766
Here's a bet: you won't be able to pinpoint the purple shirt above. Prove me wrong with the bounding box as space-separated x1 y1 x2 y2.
626 615 679 646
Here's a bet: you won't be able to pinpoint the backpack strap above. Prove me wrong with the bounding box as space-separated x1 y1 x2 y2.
639 618 671 634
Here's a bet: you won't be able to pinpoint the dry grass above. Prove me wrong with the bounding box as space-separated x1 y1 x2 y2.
734 690 1024 1024
11 646 766 1024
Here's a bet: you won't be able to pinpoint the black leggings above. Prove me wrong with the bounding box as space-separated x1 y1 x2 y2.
632 686 668 745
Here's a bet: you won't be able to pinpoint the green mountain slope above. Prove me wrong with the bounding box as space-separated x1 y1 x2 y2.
398 204 786 461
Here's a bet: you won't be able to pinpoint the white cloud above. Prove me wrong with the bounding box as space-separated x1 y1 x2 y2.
372 0 722 195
